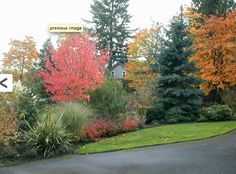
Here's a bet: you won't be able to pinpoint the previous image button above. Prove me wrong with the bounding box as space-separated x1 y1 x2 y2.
0 74 13 92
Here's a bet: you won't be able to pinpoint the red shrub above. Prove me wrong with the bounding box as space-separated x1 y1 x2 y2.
83 117 143 142
83 119 121 141
123 117 140 132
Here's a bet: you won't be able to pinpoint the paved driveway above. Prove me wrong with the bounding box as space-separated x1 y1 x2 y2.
1 131 236 174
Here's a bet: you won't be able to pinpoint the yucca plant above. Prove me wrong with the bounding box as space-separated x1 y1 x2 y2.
22 110 71 158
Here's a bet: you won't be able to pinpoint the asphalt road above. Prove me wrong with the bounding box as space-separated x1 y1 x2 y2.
1 130 236 174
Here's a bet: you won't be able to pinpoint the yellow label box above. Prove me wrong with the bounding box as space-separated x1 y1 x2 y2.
48 24 84 33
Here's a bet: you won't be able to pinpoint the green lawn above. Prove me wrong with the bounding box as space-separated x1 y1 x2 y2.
79 121 236 154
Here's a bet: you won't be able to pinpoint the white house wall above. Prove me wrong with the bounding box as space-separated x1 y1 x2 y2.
112 64 126 79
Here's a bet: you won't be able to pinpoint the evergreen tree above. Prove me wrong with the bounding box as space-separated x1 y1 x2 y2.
27 38 54 104
192 0 235 18
151 9 203 123
91 0 131 64
38 38 53 70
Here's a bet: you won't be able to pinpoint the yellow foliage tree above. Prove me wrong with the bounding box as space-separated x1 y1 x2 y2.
125 60 157 90
185 6 204 31
3 36 39 83
128 23 161 64
126 24 160 90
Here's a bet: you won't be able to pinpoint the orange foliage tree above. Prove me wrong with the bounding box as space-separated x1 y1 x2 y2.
191 11 236 95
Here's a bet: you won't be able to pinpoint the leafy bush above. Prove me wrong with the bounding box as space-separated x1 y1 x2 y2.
82 117 142 142
0 96 19 146
129 80 156 109
128 80 156 120
146 104 165 124
53 102 94 140
0 143 38 163
222 88 236 115
199 104 233 122
89 77 128 119
123 117 140 132
147 101 202 124
22 113 71 158
83 119 122 142
0 112 19 146
0 144 18 163
165 107 198 124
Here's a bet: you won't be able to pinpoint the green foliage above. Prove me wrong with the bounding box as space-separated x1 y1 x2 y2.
17 39 54 129
129 80 156 116
192 0 235 17
16 40 55 129
222 87 236 115
53 102 94 140
199 105 233 122
27 74 51 105
153 9 203 123
91 0 131 63
37 38 53 71
22 112 71 158
89 77 128 119
30 38 53 103
146 104 165 124
0 144 19 163
16 88 45 130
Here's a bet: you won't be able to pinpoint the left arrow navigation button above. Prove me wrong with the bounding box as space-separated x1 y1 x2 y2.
0 74 13 92
0 78 8 88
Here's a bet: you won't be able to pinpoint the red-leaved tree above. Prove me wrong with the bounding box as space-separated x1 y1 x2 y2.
40 34 109 101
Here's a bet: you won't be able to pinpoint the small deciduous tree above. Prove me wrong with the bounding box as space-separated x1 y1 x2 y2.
40 34 109 101
3 36 39 84
128 23 162 64
126 24 160 91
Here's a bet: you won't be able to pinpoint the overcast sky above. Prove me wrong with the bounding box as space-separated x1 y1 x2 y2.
0 0 191 63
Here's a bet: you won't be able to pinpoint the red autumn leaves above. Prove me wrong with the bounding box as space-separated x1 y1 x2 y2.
40 34 109 101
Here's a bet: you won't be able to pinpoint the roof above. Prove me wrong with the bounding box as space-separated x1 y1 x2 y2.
107 61 125 71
